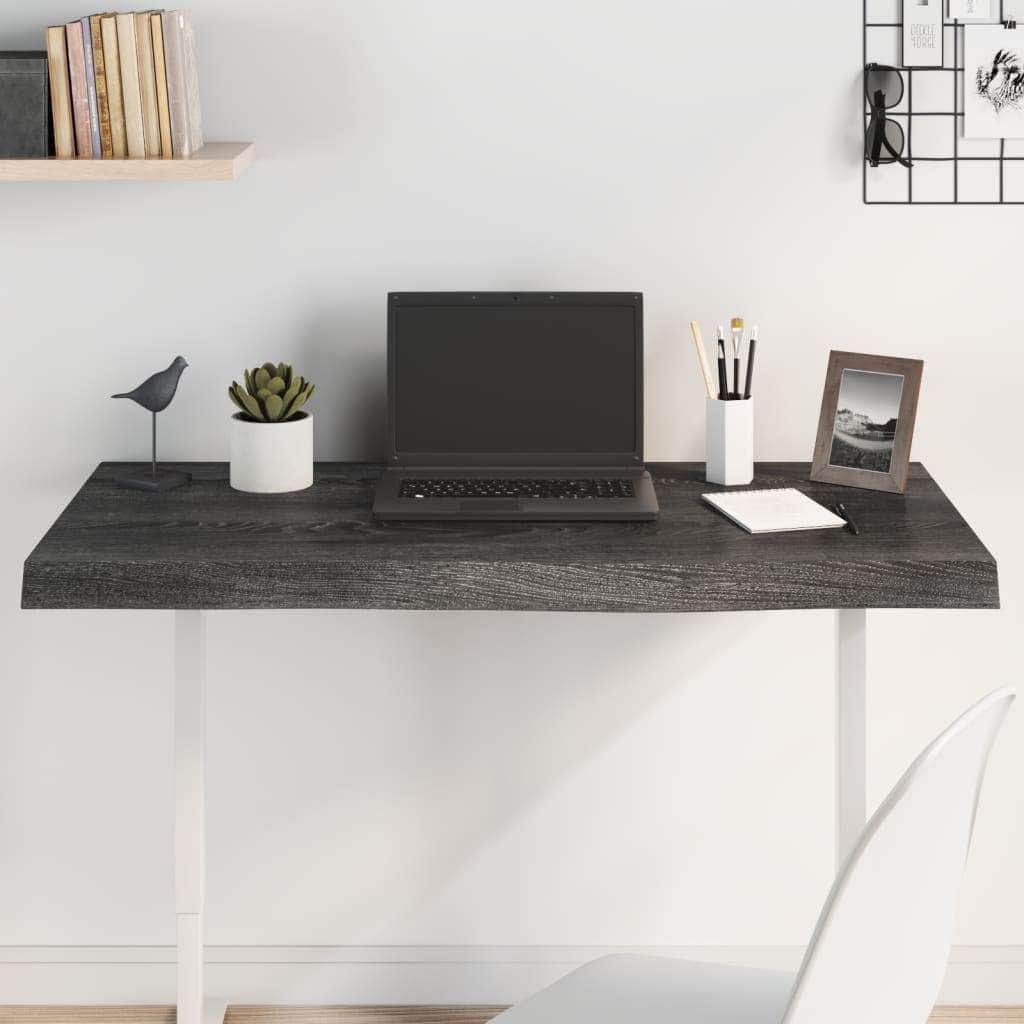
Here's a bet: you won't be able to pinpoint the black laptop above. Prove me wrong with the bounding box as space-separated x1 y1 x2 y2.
373 292 659 521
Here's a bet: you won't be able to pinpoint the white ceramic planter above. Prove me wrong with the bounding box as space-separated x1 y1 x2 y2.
706 397 754 486
230 412 314 493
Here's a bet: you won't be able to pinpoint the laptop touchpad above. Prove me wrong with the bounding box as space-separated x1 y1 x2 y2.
460 499 521 512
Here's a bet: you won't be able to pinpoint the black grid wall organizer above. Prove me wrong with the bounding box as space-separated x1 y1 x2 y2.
864 0 1024 204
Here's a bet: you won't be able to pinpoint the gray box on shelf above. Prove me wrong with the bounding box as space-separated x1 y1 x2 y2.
0 51 53 158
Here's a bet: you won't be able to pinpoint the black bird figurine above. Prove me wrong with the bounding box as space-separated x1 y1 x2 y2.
112 355 188 411
111 356 192 492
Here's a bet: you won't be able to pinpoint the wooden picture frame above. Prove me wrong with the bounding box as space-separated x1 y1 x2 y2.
810 351 923 494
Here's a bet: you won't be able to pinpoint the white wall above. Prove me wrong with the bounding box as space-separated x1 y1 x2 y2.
2 0 1023 1006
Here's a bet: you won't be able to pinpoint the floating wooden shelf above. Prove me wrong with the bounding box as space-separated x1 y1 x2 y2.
0 142 255 182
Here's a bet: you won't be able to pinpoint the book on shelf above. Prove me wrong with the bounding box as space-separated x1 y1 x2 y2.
181 12 204 154
88 15 113 158
78 17 102 157
65 20 94 158
115 13 145 159
134 11 161 157
38 9 206 162
100 14 128 158
45 26 75 158
150 12 174 158
161 10 202 157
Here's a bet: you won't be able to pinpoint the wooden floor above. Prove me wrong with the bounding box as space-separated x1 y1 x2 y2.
0 1013 501 1024
0 1011 503 1024
2 1008 1023 1024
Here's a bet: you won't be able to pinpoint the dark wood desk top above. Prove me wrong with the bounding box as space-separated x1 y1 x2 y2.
22 462 998 613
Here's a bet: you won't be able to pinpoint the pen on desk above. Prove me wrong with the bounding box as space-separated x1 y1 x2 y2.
835 502 860 535
690 321 716 399
743 325 758 400
716 325 729 400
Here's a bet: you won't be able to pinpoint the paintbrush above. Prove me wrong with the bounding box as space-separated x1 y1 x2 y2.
730 317 744 398
716 325 729 400
744 325 758 399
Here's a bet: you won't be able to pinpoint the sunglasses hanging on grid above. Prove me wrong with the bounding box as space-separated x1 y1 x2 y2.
865 64 913 168
862 0 1023 205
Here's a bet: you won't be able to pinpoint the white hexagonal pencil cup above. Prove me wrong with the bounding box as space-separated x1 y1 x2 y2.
706 397 753 486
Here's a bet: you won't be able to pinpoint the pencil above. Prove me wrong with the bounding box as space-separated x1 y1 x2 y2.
690 321 716 399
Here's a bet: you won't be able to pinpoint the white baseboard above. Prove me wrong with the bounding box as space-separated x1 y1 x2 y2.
2 946 1023 1006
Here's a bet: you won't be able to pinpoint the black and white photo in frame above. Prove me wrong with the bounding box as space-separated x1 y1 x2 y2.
828 370 904 474
810 352 923 495
966 24 1024 138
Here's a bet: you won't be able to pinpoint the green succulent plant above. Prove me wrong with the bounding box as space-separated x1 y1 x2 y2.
228 362 316 422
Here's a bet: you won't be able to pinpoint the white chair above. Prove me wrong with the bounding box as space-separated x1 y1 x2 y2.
492 686 1016 1024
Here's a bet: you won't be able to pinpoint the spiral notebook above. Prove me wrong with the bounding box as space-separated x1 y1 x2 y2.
703 488 846 534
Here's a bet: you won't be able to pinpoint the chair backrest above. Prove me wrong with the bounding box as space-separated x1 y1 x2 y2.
783 686 1015 1024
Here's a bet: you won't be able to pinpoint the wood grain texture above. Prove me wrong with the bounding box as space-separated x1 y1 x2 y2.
0 1008 1018 1024
0 1012 503 1024
229 1010 503 1024
21 463 998 613
931 1012 1024 1021
0 142 254 182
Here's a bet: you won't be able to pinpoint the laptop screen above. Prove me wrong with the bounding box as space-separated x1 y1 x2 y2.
389 294 642 464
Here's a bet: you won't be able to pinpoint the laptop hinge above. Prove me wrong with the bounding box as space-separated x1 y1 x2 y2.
389 465 639 473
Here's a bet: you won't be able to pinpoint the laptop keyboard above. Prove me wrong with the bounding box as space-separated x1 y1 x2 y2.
399 478 636 500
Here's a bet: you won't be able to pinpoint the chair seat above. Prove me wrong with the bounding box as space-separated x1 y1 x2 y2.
492 954 796 1024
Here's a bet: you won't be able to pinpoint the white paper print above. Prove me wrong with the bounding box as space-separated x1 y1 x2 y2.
903 0 944 67
965 25 1024 138
949 0 995 20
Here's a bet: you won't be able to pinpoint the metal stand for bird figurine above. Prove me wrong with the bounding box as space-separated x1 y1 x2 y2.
112 356 193 492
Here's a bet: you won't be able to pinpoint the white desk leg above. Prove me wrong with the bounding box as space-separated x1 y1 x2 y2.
174 611 227 1024
835 609 867 874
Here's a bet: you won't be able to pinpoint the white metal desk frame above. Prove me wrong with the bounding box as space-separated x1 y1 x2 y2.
173 607 869 1024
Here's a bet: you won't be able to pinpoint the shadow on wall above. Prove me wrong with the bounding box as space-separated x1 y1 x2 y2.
198 7 354 152
208 610 763 941
843 72 866 167
295 307 387 462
